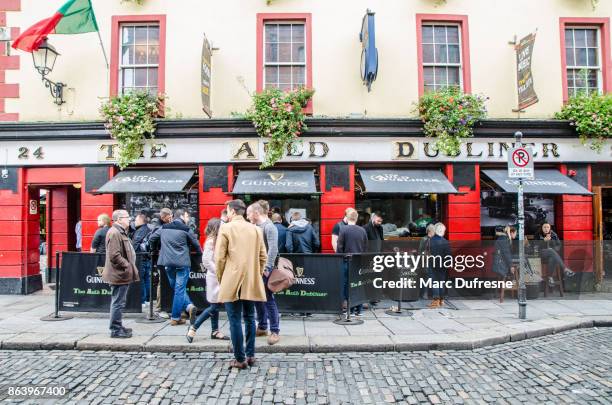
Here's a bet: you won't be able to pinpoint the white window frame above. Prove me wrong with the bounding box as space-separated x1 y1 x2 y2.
565 26 603 97
118 22 160 95
421 22 463 92
263 21 307 90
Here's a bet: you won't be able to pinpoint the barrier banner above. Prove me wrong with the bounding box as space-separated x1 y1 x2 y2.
274 254 345 313
59 252 141 313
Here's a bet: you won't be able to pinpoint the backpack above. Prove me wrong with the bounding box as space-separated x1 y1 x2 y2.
267 257 295 293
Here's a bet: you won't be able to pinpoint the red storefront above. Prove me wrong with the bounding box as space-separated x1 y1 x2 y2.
0 118 604 294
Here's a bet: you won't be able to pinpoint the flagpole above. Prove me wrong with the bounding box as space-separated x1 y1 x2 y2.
96 30 109 69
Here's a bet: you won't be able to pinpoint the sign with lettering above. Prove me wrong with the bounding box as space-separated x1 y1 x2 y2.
201 34 212 118
515 32 538 110
508 146 534 179
359 9 378 92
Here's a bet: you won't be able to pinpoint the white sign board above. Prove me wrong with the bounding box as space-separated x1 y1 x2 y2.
508 146 534 179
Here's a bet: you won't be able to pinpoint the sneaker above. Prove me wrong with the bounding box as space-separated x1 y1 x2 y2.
170 319 186 326
267 333 280 346
548 277 556 288
111 330 132 339
188 305 198 325
256 329 269 337
564 268 576 278
158 311 169 319
186 326 196 344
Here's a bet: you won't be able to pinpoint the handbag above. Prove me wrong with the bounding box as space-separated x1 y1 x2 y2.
267 257 296 293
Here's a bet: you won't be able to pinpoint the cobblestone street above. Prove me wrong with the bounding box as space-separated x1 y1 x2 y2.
0 328 610 404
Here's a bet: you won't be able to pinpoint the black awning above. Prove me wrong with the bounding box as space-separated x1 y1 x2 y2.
482 169 593 195
96 170 195 193
359 169 458 194
232 170 317 195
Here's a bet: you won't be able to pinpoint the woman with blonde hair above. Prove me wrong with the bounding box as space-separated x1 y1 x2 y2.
90 213 111 254
186 218 230 343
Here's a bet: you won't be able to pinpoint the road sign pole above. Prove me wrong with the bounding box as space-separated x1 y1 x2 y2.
515 131 527 320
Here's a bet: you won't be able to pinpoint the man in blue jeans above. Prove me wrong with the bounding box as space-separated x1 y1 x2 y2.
148 208 202 325
216 199 267 369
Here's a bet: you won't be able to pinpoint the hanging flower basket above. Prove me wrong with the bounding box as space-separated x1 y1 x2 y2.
100 91 162 169
555 92 611 151
245 87 315 168
415 87 488 156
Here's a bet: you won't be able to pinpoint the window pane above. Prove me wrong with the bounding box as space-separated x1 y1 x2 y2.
121 45 134 64
122 26 134 45
448 45 460 63
576 48 587 66
564 29 573 47
422 26 433 43
435 44 447 63
585 29 597 47
576 30 587 46
292 66 305 85
292 43 305 63
446 26 459 44
565 48 575 66
292 24 305 42
122 68 134 87
435 67 447 85
135 45 147 64
135 26 148 44
587 69 598 88
447 67 460 85
265 66 278 85
423 67 434 86
279 66 291 84
566 70 575 87
149 26 159 45
587 48 598 67
278 43 291 62
434 26 446 43
265 43 278 62
279 24 292 42
148 68 158 86
574 70 585 87
148 45 159 64
424 85 435 93
423 44 434 64
135 68 147 86
265 24 278 43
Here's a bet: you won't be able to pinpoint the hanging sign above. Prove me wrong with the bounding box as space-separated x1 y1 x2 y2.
359 9 378 92
515 32 538 110
201 34 212 118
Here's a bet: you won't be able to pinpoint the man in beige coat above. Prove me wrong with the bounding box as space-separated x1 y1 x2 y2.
215 199 267 369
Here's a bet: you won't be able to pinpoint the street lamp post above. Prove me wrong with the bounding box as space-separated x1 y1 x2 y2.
515 131 527 320
31 38 66 105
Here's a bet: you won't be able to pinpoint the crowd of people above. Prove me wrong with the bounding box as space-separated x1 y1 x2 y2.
95 202 577 369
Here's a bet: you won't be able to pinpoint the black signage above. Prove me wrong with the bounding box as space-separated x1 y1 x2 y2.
232 170 317 195
275 254 345 313
97 170 195 194
516 32 538 110
59 252 141 313
359 169 458 194
201 34 212 118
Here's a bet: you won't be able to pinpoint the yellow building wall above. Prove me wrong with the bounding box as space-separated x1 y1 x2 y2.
6 0 610 121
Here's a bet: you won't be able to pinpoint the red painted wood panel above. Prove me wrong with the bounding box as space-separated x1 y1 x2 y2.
320 219 341 236
0 265 22 277
448 191 480 204
81 206 113 221
560 215 593 231
447 232 482 241
320 204 349 220
446 203 481 218
0 235 22 250
0 220 21 236
0 250 22 265
81 191 114 206
51 221 68 234
26 167 83 184
558 201 593 216
321 189 354 204
560 195 593 203
201 188 231 204
82 221 100 237
562 231 594 240
447 217 480 234
200 205 226 220
0 189 22 205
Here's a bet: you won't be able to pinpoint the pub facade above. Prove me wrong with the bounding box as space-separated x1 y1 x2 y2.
0 0 610 294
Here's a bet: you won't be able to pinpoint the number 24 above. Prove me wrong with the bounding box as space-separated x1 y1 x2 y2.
18 147 44 160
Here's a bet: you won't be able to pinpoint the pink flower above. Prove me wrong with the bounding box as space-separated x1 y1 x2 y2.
285 104 293 112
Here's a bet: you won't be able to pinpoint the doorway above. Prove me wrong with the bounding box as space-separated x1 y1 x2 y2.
593 186 612 289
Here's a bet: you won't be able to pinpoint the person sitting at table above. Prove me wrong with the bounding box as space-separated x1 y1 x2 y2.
535 222 575 288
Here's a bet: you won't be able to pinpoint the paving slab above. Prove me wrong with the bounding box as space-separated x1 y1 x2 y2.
390 334 473 351
2 333 85 350
76 334 151 351
0 334 18 349
255 336 310 353
144 335 231 353
309 335 394 352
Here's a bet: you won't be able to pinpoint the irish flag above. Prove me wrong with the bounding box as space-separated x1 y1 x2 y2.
12 0 98 53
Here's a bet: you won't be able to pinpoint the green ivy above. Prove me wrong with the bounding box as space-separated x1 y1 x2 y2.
555 92 611 152
415 87 488 156
100 92 161 169
245 87 314 168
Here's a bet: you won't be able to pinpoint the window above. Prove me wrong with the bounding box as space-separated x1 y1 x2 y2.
264 23 305 90
564 27 602 97
416 14 471 96
421 24 462 92
110 15 166 97
119 24 159 95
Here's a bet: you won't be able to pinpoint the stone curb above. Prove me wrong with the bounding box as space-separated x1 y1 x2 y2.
0 317 608 353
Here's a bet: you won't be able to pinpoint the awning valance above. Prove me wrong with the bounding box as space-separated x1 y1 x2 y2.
96 170 195 194
359 169 458 194
482 169 592 195
232 170 317 195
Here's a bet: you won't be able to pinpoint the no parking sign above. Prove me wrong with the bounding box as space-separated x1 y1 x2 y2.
508 147 534 179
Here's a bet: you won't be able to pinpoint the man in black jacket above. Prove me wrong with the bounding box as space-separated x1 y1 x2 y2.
363 212 384 251
131 214 152 305
286 213 320 253
148 208 202 326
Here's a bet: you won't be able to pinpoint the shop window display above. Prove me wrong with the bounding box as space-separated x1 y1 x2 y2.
356 195 440 238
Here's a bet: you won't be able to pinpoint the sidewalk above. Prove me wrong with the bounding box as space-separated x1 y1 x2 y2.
0 287 610 353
